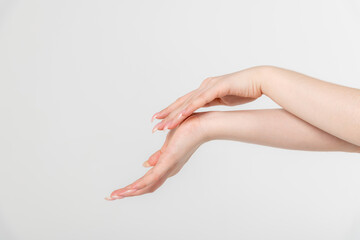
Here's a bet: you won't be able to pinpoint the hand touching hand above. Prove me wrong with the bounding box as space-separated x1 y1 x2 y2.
105 112 209 200
151 66 264 132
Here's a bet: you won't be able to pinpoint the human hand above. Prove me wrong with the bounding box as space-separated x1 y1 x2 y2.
151 66 264 132
105 112 209 200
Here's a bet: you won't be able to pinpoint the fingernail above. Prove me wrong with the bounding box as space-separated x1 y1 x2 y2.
163 125 168 130
151 113 159 123
143 161 151 167
104 196 116 201
152 126 158 133
177 113 183 119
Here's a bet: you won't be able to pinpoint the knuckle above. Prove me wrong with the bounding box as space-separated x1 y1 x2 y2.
195 96 206 105
205 77 214 83
175 96 183 102
198 92 207 101
200 77 213 87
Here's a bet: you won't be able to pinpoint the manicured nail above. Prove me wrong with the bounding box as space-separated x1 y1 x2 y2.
152 121 163 133
143 161 151 167
152 123 160 133
105 196 119 201
163 125 168 130
152 126 158 133
151 113 159 123
177 112 183 119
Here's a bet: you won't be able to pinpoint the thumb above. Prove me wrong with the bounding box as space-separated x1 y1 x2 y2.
143 149 161 167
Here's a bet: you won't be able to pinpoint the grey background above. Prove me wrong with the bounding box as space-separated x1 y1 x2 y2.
1 0 360 239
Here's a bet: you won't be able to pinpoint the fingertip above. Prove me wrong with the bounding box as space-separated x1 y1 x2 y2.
151 113 159 123
152 126 158 133
105 194 125 201
110 190 119 199
143 161 151 167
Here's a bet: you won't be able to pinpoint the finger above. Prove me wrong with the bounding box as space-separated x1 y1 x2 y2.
144 129 172 166
105 181 140 200
110 152 173 199
181 86 223 116
131 160 171 190
151 89 198 121
152 77 218 123
162 86 220 130
107 133 174 200
152 119 168 133
116 173 169 198
108 169 154 199
170 85 226 128
143 150 161 167
203 98 223 107
154 88 207 131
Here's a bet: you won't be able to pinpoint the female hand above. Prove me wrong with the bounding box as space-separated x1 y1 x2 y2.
105 112 209 200
151 66 264 132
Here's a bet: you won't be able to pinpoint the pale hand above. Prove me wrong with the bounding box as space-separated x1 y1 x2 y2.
151 66 263 132
105 112 208 200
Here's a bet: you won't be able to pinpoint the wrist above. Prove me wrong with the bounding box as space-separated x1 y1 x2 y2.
197 111 223 143
251 65 278 97
178 112 213 145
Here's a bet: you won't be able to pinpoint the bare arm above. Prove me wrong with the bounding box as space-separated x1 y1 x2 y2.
202 109 360 153
152 66 360 147
106 108 359 200
258 66 360 147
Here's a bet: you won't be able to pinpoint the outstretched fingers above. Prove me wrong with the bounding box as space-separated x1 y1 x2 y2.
158 86 221 130
151 89 197 122
106 154 173 200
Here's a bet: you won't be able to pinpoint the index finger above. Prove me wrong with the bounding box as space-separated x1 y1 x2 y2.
106 153 174 200
152 89 198 121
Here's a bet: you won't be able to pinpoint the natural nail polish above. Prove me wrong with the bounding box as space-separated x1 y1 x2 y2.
151 113 158 123
152 126 158 133
105 196 117 201
143 161 151 167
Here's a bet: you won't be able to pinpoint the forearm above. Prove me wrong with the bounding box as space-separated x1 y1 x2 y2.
201 109 360 153
256 66 360 147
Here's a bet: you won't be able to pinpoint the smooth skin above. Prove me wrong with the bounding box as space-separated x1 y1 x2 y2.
105 65 360 200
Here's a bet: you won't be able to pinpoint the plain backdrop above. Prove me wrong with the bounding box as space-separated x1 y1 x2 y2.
1 0 360 239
